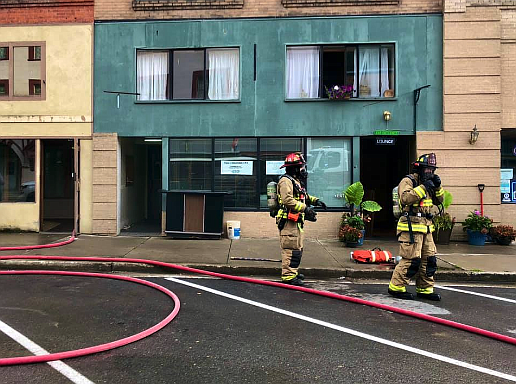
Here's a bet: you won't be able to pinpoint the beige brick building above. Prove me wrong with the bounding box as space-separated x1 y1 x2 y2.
431 0 516 240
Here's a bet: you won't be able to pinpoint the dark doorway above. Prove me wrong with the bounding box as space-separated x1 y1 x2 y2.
41 139 75 233
360 136 415 238
120 140 162 236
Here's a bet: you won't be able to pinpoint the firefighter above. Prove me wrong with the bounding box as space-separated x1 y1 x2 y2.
388 153 444 301
276 152 326 286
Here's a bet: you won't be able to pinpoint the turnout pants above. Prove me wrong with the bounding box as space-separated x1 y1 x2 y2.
279 220 305 281
389 231 438 292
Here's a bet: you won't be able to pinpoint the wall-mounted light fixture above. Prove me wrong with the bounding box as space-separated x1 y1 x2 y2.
383 111 391 121
469 125 479 145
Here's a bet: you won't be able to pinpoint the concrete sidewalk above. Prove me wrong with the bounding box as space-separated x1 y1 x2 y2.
1 232 516 282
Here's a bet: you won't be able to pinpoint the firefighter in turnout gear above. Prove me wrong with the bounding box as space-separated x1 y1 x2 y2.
276 152 326 286
388 153 445 301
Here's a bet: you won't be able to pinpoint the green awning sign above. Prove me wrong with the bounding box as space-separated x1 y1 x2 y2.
374 130 400 136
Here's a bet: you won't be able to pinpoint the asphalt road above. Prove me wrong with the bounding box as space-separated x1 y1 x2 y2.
1 274 515 384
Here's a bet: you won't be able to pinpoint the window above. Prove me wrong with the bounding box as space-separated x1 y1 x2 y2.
137 48 239 101
169 139 212 191
0 43 45 100
214 138 258 208
169 137 351 209
286 44 394 99
306 138 352 207
0 139 36 203
501 130 516 204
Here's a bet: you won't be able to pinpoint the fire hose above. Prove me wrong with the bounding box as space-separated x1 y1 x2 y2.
0 236 515 366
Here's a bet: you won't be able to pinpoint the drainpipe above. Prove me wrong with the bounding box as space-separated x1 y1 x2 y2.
413 85 431 135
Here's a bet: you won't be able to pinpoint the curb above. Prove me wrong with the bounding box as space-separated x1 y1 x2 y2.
2 260 516 283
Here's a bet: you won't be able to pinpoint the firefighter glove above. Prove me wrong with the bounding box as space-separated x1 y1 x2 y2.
315 199 327 210
432 174 441 189
304 207 317 222
422 179 435 192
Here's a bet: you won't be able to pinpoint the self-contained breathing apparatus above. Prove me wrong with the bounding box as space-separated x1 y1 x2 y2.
393 153 442 244
267 174 316 230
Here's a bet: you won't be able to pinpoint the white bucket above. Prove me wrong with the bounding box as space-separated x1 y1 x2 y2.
227 220 241 240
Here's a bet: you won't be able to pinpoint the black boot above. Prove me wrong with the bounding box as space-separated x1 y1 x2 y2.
388 289 414 300
283 277 305 286
297 273 305 280
417 292 441 301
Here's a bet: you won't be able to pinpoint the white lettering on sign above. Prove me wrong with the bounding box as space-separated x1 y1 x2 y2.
376 138 395 145
221 161 253 175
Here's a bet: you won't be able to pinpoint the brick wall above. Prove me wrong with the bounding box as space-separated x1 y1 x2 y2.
0 0 93 24
92 133 118 235
95 0 441 21
438 1 516 238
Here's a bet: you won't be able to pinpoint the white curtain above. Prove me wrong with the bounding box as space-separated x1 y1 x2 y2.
358 47 380 98
286 46 319 99
208 48 240 100
380 47 390 97
137 51 168 101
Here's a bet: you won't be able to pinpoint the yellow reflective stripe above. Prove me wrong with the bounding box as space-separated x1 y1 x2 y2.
388 282 406 292
414 186 425 198
397 223 435 233
309 196 317 204
421 199 433 207
294 202 303 212
434 187 444 197
282 274 297 282
416 287 434 294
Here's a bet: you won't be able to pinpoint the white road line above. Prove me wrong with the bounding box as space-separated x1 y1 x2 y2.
166 277 516 382
0 320 95 384
436 286 516 304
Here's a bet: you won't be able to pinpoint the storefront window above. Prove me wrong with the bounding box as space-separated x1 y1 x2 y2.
501 130 516 204
307 138 352 207
0 139 36 202
169 139 212 190
214 138 258 208
259 138 303 208
168 137 351 209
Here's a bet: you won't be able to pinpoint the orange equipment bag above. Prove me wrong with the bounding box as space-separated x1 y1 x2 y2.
350 247 394 264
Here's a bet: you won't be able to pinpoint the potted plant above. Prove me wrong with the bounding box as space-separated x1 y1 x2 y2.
338 224 363 247
343 182 382 229
489 225 516 246
432 190 455 245
340 214 365 246
461 210 493 246
325 85 353 100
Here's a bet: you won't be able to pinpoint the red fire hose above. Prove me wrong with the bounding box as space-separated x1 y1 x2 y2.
0 252 515 367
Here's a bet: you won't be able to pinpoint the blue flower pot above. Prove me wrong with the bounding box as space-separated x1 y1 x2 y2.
357 230 365 246
467 229 486 246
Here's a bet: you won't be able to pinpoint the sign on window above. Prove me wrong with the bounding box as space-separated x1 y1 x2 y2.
266 161 285 175
221 161 253 175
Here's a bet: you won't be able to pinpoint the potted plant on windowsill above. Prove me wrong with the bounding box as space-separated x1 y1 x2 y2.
432 190 455 245
489 225 516 246
325 85 353 100
338 224 363 248
461 210 493 246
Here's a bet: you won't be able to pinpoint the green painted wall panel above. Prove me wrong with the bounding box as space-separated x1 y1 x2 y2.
94 15 443 138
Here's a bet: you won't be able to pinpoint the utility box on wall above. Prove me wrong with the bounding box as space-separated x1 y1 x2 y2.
163 191 226 238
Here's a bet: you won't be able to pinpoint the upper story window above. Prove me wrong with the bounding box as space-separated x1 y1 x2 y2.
0 42 45 100
286 44 395 100
136 48 240 102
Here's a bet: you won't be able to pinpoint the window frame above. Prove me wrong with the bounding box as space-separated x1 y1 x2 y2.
0 42 46 101
168 136 354 211
135 46 241 103
285 42 396 101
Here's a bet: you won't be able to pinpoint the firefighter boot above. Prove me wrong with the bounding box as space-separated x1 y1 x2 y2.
388 289 414 300
283 276 305 286
297 273 305 280
417 292 441 301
